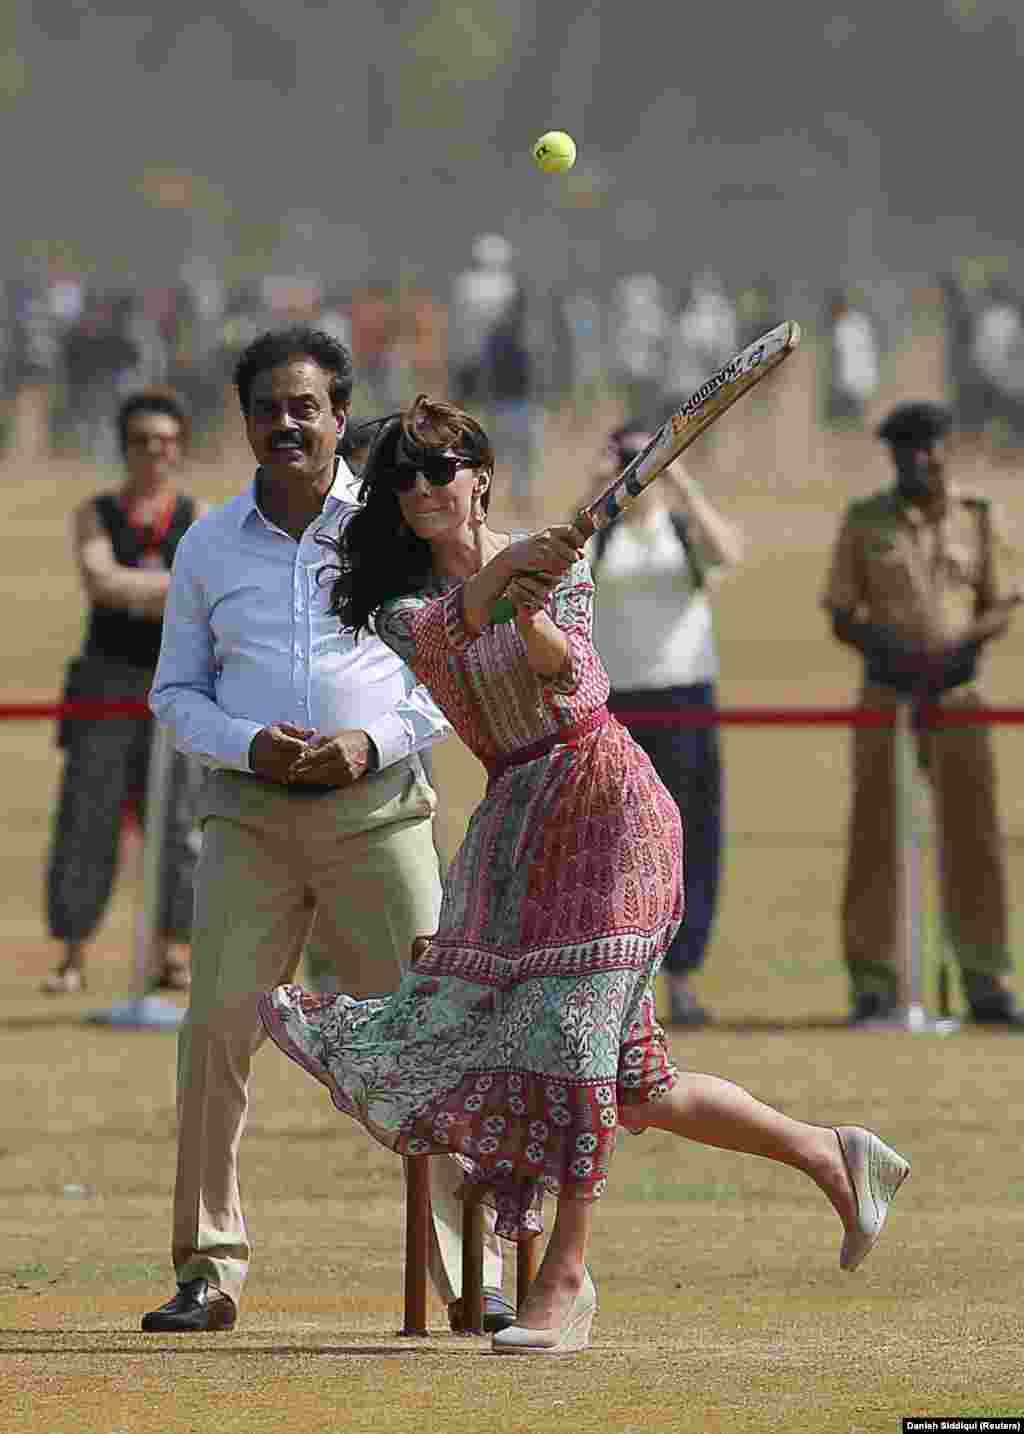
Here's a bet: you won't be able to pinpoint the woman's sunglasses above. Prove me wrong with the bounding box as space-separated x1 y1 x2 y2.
388 453 475 492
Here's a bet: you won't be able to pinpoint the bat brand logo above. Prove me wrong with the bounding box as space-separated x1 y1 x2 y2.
680 339 772 417
682 364 739 414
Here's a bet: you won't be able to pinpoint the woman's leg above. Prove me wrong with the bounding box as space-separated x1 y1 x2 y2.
513 1195 593 1329
619 1071 859 1231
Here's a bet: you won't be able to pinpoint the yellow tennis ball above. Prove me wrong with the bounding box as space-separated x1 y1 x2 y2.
532 130 577 174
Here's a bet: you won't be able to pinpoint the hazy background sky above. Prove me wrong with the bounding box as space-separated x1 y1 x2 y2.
3 0 1023 314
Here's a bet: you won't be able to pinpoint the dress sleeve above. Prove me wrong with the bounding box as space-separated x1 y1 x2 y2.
542 554 607 698
376 585 483 681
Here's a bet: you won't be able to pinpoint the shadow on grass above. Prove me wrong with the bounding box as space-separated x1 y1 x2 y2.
0 1334 487 1357
0 1013 180 1032
691 1017 852 1032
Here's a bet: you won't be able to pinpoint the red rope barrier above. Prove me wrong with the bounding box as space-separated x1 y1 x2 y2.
611 706 1024 728
2 699 1024 727
0 699 151 721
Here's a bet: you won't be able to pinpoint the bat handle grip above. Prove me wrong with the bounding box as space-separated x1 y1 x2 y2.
487 510 596 626
488 595 516 626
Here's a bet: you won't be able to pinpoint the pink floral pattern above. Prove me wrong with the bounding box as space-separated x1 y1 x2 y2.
259 557 683 1238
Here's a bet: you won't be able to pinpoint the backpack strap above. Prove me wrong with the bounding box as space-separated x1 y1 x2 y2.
591 510 706 589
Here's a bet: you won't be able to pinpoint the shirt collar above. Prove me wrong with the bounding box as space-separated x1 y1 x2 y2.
892 480 961 528
240 457 359 529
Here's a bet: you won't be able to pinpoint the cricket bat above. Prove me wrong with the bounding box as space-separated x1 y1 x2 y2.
490 318 801 623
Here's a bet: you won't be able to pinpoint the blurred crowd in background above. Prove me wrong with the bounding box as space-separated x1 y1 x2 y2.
6 236 1021 481
3 237 1024 492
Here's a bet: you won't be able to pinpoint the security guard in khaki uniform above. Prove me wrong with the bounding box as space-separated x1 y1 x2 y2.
823 401 1023 1027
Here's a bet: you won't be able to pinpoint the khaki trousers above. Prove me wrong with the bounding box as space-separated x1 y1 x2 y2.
843 685 1011 1002
172 759 502 1308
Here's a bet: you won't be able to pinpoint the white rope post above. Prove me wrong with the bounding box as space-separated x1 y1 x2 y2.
134 718 175 998
87 719 184 1030
882 702 959 1035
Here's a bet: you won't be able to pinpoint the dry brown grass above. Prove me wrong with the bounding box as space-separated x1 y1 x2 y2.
2 317 1023 1432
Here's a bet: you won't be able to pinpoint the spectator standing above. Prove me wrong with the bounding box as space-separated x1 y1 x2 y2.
449 234 519 407
825 291 880 426
823 401 1024 1028
611 273 669 419
42 388 202 995
938 268 989 436
63 296 140 464
482 287 535 511
313 290 352 353
735 277 779 349
396 286 448 398
115 292 170 395
586 421 746 1026
349 283 398 409
970 279 1024 444
142 328 510 1337
664 269 738 414
9 271 61 461
560 287 607 422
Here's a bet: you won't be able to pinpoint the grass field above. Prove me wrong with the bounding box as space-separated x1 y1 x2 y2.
2 316 1023 1432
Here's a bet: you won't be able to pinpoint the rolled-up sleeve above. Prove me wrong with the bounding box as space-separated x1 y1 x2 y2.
363 675 450 770
150 532 263 771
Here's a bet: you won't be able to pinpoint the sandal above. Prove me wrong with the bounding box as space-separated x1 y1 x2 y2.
40 966 85 994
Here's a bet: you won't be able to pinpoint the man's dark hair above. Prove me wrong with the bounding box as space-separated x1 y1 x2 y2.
117 386 192 457
234 326 354 415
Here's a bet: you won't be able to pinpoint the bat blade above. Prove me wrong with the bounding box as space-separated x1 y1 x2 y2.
489 319 800 623
580 318 800 537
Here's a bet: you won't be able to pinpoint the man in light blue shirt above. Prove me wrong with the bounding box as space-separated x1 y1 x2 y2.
143 327 508 1335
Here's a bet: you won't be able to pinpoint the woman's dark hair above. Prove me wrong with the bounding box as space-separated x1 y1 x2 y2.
337 417 382 469
117 386 192 456
322 394 494 635
234 325 354 414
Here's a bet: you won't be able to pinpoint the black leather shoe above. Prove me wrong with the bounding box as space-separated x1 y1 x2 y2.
968 995 1024 1029
141 1279 237 1332
447 1292 517 1333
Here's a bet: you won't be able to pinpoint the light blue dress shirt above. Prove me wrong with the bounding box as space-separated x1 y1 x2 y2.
150 468 450 773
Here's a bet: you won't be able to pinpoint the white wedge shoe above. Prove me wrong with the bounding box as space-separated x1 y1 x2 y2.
491 1270 597 1355
835 1125 911 1272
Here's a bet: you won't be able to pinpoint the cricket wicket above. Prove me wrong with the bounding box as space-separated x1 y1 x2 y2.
401 1155 542 1336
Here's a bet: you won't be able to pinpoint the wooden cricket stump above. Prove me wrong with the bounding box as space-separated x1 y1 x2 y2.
401 1155 542 1336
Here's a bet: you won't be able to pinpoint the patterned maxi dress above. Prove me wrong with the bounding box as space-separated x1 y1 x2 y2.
259 554 684 1239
